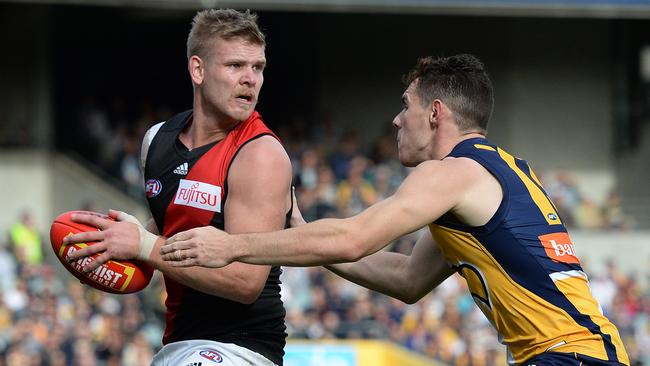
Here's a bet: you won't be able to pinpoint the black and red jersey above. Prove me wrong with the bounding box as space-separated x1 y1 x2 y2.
143 110 288 365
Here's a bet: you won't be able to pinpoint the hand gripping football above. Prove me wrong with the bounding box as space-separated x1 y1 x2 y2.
50 211 154 294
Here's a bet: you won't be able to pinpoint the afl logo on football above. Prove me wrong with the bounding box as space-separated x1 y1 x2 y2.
199 350 222 363
145 179 162 198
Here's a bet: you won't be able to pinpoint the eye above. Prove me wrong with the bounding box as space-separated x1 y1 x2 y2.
252 64 266 72
228 63 241 69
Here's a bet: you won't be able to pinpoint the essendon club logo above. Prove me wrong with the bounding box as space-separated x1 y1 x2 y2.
538 232 580 264
174 179 222 212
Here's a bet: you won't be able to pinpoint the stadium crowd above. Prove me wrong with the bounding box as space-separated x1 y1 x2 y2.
0 107 645 365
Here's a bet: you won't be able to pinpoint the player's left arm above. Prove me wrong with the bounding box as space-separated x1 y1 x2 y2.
326 233 454 304
288 188 453 303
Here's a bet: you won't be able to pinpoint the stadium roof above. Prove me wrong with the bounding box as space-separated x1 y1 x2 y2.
6 0 650 18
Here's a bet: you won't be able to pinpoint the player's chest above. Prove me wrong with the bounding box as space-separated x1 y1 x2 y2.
145 150 227 216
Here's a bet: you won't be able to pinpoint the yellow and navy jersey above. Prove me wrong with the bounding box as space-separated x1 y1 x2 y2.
429 138 629 365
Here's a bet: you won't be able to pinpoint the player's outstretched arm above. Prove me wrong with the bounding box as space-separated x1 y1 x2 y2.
161 158 468 268
326 233 454 304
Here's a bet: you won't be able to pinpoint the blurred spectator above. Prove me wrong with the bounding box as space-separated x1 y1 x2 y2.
121 330 154 365
295 148 320 190
313 165 338 211
550 170 583 210
574 198 604 230
120 135 142 197
602 191 636 230
370 128 398 166
372 164 398 201
336 156 377 216
0 239 17 293
280 267 312 312
9 210 43 265
590 271 618 314
330 131 361 181
77 95 111 162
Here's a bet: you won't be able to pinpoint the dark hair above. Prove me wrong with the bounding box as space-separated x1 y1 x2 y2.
187 8 265 60
403 54 494 133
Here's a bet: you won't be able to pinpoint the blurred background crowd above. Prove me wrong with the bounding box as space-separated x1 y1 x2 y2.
1 2 649 365
0 106 647 366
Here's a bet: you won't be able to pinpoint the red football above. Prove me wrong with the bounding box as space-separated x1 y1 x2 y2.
50 211 154 294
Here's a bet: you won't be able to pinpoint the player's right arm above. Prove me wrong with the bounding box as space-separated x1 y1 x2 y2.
161 158 474 267
326 233 455 304
64 126 292 304
161 155 501 268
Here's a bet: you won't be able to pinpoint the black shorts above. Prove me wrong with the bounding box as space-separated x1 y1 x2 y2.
523 352 626 366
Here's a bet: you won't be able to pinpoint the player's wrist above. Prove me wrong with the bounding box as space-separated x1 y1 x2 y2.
113 210 158 261
136 225 158 261
231 234 251 263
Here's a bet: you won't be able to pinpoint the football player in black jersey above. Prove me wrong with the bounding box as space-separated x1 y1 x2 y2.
65 8 292 366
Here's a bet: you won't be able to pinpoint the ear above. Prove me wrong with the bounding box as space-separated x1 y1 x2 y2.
188 55 204 86
429 99 443 123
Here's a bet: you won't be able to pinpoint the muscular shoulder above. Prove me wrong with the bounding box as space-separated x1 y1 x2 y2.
400 157 497 211
234 135 291 174
228 135 292 191
431 157 502 226
226 136 292 228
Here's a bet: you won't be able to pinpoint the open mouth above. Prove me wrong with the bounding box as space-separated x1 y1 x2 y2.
235 94 254 103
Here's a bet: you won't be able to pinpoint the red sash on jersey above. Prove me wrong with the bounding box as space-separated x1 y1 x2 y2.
162 111 278 237
161 111 279 345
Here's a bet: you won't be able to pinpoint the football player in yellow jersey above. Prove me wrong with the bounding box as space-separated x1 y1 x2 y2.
160 54 630 365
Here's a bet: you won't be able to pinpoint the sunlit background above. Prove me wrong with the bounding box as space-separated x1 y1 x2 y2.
1 0 649 365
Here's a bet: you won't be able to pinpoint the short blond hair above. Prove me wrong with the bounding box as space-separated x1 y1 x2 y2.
186 8 265 60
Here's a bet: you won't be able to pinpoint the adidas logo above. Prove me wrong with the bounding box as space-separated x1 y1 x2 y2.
174 162 188 175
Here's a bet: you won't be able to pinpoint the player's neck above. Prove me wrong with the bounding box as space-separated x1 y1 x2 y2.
459 131 485 141
434 131 486 160
181 108 235 150
452 132 486 150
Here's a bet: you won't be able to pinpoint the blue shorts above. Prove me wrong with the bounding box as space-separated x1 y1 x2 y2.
522 352 626 366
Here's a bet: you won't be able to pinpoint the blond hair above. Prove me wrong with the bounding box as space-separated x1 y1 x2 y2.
186 8 265 60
